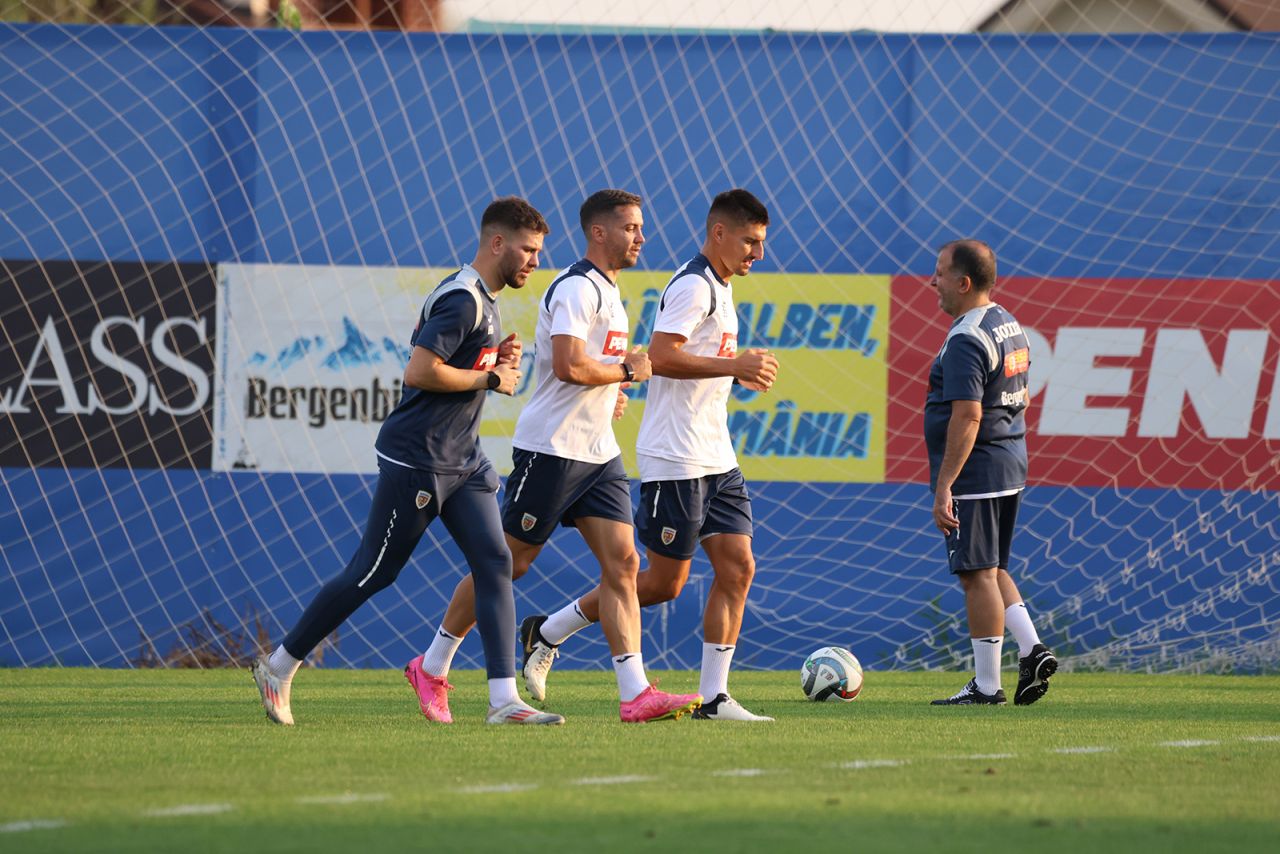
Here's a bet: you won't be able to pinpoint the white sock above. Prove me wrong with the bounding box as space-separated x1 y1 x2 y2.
541 599 593 645
421 627 463 678
488 677 520 709
613 653 648 702
1004 602 1041 657
699 642 735 699
972 637 1003 696
268 645 302 683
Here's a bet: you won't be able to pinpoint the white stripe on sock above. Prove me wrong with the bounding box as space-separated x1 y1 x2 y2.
1004 602 1041 656
972 636 1003 695
613 653 648 702
699 642 735 699
541 599 592 645
421 627 463 678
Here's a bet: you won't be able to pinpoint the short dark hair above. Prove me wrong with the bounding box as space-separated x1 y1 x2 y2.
481 196 550 236
706 188 769 233
942 239 997 292
579 189 642 235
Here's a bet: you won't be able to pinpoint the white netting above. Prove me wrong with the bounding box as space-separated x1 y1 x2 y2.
1 2 1278 674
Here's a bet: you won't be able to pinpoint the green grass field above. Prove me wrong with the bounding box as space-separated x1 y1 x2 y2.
2 668 1278 853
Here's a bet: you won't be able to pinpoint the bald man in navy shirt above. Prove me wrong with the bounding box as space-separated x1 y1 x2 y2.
923 239 1058 707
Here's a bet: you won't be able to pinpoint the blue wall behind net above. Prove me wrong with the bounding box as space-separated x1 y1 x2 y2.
2 25 1278 669
4 469 1278 669
5 26 1278 276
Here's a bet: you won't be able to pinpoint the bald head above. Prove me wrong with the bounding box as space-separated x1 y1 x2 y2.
941 239 996 292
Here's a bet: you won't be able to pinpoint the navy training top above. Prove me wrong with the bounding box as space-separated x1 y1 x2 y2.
923 302 1030 496
376 265 502 474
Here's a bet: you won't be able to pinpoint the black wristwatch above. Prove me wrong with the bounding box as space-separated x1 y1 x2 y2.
486 370 502 390
620 362 634 383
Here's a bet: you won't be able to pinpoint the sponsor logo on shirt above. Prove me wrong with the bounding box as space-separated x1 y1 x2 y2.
1001 389 1030 408
991 320 1024 344
472 347 499 371
717 333 738 358
604 330 628 356
1004 348 1029 377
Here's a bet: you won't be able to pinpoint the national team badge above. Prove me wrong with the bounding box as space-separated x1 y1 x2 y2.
661 527 677 546
521 513 537 532
415 490 432 510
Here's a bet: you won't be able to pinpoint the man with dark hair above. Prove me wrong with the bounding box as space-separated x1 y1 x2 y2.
523 189 780 721
705 188 771 233
924 239 1057 706
253 196 565 726
483 195 554 235
579 188 644 234
411 189 700 723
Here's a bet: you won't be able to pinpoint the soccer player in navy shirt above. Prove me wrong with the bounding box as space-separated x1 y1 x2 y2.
253 197 565 726
407 189 701 723
924 239 1058 706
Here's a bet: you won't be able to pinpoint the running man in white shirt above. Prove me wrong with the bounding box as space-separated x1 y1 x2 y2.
407 189 702 723
521 189 779 721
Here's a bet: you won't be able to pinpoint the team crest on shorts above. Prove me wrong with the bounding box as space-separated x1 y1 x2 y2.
661 527 677 546
521 513 537 532
415 490 432 510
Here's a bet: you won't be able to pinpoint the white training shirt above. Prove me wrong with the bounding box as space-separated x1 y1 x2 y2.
513 259 629 464
636 254 739 482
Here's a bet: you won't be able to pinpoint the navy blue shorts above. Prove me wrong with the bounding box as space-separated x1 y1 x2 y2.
942 492 1021 574
502 449 633 545
635 468 754 560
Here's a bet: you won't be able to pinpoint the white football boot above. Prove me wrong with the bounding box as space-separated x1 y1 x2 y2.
692 693 774 721
252 656 294 725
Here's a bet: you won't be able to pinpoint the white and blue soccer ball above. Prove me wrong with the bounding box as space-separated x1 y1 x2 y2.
800 646 863 702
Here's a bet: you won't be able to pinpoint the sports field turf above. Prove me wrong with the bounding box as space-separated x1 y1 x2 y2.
2 668 1277 853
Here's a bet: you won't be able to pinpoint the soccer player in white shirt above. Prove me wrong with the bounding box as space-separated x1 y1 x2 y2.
407 190 702 723
522 189 780 721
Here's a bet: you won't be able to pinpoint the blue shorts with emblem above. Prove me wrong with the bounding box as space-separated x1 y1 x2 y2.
942 492 1022 574
502 449 633 545
635 468 754 560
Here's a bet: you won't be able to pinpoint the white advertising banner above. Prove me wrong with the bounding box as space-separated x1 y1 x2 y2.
214 263 529 474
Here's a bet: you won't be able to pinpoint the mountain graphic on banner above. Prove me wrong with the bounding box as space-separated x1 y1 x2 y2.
247 317 406 374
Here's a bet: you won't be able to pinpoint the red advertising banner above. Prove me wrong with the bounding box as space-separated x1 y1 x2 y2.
887 277 1280 490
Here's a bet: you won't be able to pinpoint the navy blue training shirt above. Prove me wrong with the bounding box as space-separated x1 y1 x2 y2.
376 266 502 474
923 302 1030 496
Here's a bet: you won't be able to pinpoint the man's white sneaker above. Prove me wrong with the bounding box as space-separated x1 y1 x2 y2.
519 615 559 703
691 693 774 721
252 656 294 726
486 699 565 725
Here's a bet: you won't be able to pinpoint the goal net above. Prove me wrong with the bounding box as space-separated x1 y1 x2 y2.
2 1 1278 674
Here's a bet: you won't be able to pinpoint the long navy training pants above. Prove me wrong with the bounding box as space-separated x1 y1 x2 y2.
283 459 515 679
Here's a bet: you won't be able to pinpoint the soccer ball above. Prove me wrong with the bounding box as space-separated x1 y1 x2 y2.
800 647 863 702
